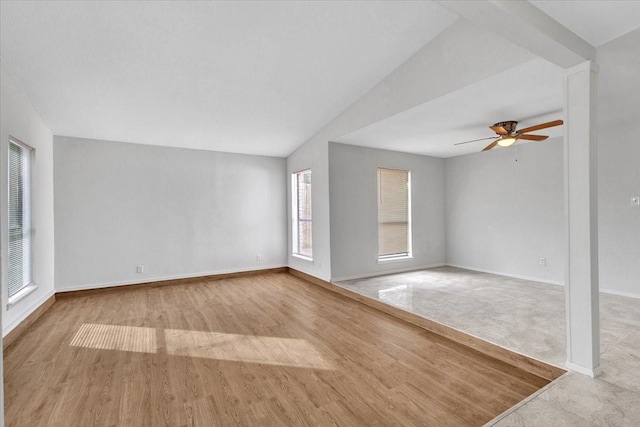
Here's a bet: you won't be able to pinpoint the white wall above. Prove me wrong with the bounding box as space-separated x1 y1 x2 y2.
1 58 56 424
445 139 565 284
54 136 287 291
329 143 445 280
597 28 640 297
286 139 331 280
0 59 56 335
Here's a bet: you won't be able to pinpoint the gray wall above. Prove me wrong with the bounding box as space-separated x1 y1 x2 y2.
1 60 56 336
441 30 640 296
329 142 446 280
54 136 287 291
445 139 565 284
597 28 640 296
285 22 533 282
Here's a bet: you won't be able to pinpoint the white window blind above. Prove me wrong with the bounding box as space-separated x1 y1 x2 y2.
378 168 410 259
8 138 34 298
293 169 312 258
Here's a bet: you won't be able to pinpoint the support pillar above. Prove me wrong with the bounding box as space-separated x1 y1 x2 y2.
564 60 600 376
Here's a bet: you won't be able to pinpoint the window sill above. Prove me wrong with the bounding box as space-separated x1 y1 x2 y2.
377 255 413 264
292 254 313 262
7 283 39 310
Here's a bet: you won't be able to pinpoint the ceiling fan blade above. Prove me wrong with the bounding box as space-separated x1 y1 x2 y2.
490 125 508 135
453 136 499 146
517 134 548 141
482 140 499 151
517 119 563 134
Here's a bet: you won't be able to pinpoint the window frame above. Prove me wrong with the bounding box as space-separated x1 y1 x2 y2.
291 169 313 260
377 167 412 262
7 136 37 308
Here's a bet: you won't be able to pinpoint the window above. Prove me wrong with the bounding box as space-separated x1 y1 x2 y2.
292 169 312 258
378 168 411 260
8 138 34 301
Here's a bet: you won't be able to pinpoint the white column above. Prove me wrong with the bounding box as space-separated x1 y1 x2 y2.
564 60 600 376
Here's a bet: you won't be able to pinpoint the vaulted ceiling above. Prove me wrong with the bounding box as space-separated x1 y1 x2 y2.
1 1 639 158
336 1 640 157
0 1 456 157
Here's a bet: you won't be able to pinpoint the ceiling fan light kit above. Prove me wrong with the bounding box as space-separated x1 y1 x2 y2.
497 137 517 147
455 119 564 152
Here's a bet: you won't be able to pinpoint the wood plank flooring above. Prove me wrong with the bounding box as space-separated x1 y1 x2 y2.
4 272 551 426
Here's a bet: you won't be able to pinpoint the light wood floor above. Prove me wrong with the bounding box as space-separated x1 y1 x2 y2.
4 273 551 426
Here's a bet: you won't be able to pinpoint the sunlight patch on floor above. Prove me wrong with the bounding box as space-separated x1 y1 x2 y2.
69 323 333 369
379 284 412 310
70 323 157 354
164 329 334 369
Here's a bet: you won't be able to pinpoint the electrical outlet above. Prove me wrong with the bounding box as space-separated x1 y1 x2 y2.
136 264 144 273
256 254 262 262
539 258 547 267
631 196 640 206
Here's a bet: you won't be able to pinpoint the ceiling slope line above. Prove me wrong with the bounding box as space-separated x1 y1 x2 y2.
436 0 595 69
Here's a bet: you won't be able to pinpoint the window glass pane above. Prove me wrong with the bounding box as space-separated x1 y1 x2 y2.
378 168 410 258
8 140 33 298
293 170 312 258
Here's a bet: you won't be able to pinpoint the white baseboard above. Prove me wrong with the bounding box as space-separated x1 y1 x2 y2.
330 263 639 300
446 265 639 299
565 361 601 378
331 263 446 282
599 287 640 299
55 264 287 293
446 263 565 287
3 288 55 337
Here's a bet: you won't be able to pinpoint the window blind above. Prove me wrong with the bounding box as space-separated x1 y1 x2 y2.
294 170 312 257
8 139 33 298
378 168 410 258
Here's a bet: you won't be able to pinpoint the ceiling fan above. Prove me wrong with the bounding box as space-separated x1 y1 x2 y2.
454 119 564 152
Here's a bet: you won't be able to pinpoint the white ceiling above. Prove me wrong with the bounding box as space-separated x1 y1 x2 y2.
1 1 638 158
0 1 457 157
529 0 640 47
336 58 564 158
